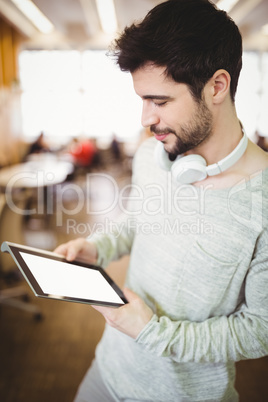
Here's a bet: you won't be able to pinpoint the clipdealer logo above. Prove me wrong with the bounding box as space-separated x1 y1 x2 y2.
3 170 264 232
66 217 214 237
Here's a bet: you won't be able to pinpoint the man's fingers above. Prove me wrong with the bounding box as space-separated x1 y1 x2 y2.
54 240 81 261
54 244 68 256
66 246 77 261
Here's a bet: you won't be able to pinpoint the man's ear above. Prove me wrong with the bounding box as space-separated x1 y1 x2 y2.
210 69 231 104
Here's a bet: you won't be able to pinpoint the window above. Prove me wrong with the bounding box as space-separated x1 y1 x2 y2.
18 50 268 143
19 50 141 143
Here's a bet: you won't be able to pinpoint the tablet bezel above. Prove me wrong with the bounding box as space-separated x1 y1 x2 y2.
1 241 128 307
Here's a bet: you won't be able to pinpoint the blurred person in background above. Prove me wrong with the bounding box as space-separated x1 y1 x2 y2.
27 131 51 155
69 137 98 169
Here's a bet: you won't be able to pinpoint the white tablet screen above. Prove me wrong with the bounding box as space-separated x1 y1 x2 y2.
20 252 123 304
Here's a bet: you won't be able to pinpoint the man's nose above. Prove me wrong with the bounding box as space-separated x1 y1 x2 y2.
141 101 160 127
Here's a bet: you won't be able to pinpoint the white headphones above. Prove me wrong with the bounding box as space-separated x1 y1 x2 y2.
154 127 248 184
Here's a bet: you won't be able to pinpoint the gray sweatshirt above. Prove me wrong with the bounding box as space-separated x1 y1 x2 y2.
90 137 268 401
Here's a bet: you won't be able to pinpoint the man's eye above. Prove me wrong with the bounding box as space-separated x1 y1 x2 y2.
154 101 167 107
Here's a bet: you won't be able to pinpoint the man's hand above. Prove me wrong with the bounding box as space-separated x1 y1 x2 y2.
93 288 154 339
54 238 98 263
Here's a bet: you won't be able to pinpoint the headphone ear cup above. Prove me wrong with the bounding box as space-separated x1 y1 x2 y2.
171 154 208 184
154 141 174 171
155 141 208 184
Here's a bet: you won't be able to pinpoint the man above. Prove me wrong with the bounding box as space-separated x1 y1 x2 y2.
55 0 268 400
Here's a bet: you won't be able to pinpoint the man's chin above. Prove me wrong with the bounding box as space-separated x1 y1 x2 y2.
163 142 180 156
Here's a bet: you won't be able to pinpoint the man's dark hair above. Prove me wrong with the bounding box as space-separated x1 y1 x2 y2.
111 0 242 102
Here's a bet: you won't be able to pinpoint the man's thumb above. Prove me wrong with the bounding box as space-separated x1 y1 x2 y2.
123 287 138 302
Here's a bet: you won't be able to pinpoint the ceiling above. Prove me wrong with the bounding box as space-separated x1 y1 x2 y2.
1 0 268 50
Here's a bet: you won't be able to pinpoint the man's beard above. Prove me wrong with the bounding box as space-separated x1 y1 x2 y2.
150 98 213 158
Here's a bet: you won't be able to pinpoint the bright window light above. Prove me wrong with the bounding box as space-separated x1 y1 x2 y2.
96 0 117 34
216 0 239 13
18 50 142 142
18 50 268 143
10 0 54 34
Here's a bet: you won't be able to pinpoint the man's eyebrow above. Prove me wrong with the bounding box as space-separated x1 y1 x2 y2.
141 95 173 100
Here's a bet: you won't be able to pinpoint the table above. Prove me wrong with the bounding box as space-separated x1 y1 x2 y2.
0 155 73 317
0 155 73 264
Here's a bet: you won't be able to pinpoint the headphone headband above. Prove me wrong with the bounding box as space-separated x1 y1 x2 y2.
206 128 248 176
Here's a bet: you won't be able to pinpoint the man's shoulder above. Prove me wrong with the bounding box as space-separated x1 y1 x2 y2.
137 136 157 153
133 137 157 164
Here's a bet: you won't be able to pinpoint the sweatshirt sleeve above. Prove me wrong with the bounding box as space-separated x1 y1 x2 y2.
86 143 146 268
136 238 268 363
87 215 135 268
87 173 140 268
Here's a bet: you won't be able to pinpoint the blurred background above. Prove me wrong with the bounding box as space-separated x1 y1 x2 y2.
0 1 268 401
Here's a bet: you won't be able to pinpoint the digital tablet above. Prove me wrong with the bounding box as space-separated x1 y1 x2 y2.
1 241 128 307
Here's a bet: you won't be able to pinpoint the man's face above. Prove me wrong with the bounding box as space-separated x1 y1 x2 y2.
132 64 213 156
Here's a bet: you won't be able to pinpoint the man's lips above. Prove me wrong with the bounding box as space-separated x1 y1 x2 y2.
154 133 169 141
